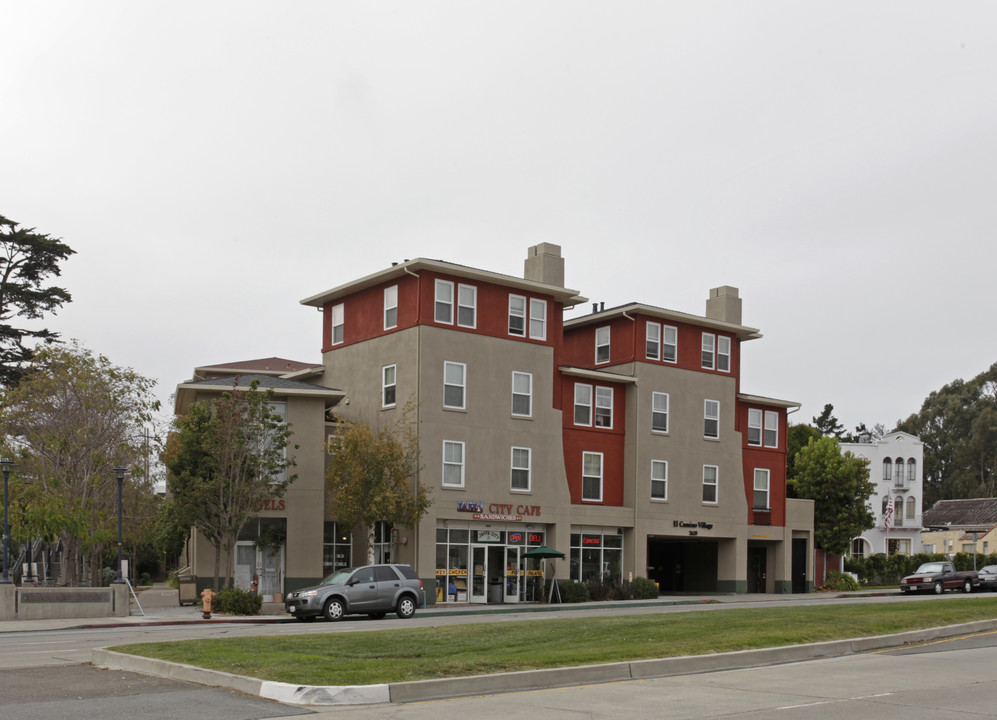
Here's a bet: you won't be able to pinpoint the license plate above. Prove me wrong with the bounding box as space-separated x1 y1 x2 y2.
288 605 295 612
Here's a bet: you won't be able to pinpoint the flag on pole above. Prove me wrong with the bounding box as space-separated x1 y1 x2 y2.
883 497 893 530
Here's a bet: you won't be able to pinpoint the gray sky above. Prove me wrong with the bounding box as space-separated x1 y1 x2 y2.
3 1 995 434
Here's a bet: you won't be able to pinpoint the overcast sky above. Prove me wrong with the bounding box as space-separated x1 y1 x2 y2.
3 2 995 435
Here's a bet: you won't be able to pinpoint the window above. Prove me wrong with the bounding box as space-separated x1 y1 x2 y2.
907 458 916 482
595 387 613 428
905 496 915 520
662 325 677 362
753 468 770 509
717 336 730 372
651 459 667 500
511 447 531 491
882 458 892 482
701 333 715 369
383 286 398 330
442 441 464 487
881 495 889 515
457 284 476 328
651 392 669 432
704 399 719 438
595 326 610 364
434 280 454 324
529 298 547 340
764 411 778 448
382 365 396 408
646 322 660 360
331 303 344 345
582 452 602 501
574 384 592 426
512 371 532 417
747 409 762 446
443 361 465 409
509 295 526 336
894 458 904 486
703 465 718 504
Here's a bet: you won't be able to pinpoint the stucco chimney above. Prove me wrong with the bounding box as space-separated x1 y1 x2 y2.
706 286 742 325
524 243 564 287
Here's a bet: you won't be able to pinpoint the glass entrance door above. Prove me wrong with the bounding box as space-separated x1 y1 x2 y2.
470 546 488 603
504 546 521 603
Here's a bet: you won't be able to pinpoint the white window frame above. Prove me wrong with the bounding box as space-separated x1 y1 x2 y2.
753 468 770 509
508 294 526 337
511 446 531 492
435 279 454 324
529 298 547 340
717 336 731 373
582 451 603 502
702 332 715 369
763 411 779 448
645 321 660 360
704 399 720 439
747 409 762 446
382 364 396 408
443 361 466 409
595 326 610 364
511 371 532 418
662 325 677 363
331 303 344 345
651 391 669 433
594 386 613 428
651 459 667 501
703 465 719 505
574 383 593 426
457 283 476 328
383 286 398 330
442 440 465 488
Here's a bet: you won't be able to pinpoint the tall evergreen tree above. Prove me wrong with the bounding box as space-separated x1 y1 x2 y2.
812 403 846 438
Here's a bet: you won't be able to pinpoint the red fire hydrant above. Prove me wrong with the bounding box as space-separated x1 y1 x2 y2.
201 588 215 619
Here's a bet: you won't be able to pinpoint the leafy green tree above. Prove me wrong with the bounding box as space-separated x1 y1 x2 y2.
0 214 75 386
164 381 296 590
326 407 431 565
812 403 846 438
793 436 875 555
786 423 821 496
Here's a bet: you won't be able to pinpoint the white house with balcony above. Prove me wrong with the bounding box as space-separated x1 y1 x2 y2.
842 431 923 557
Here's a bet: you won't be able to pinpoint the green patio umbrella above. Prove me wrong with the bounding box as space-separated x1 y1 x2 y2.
523 546 566 603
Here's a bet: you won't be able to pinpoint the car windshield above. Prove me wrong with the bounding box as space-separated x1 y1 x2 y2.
980 566 997 574
319 569 354 586
915 563 945 573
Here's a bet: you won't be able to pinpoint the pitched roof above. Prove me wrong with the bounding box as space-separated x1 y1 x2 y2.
922 498 997 530
194 357 322 377
174 373 344 414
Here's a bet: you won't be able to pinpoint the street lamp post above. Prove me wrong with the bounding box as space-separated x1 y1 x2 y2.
114 466 126 585
1 459 12 585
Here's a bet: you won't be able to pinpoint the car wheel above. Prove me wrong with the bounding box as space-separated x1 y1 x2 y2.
396 595 416 619
933 582 944 595
324 598 345 621
963 580 973 593
368 612 386 620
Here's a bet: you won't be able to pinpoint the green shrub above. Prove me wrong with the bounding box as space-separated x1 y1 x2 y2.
138 572 153 586
212 587 263 615
820 570 860 592
547 579 590 603
630 577 660 599
102 567 117 586
584 578 616 601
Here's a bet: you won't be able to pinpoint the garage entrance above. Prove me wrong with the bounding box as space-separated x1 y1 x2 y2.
646 538 718 592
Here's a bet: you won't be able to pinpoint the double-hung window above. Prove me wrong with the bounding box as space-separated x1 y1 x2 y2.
383 286 398 330
747 409 762 446
582 452 603 502
646 322 660 360
704 399 719 438
443 362 466 409
442 440 465 487
753 469 770 509
651 459 667 500
662 325 677 362
703 465 718 504
457 284 476 328
331 303 344 345
595 326 610 364
512 371 532 417
702 333 715 369
382 365 396 408
574 383 593 426
435 280 454 324
764 411 778 448
509 295 526 336
511 447 531 491
651 392 669 432
594 387 613 428
717 336 730 372
529 299 547 340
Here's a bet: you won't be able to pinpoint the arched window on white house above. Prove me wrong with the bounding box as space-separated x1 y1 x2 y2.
883 459 892 482
907 458 916 483
894 458 905 486
906 496 916 520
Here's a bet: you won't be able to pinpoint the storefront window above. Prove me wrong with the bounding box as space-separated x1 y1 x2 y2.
569 530 623 584
323 521 352 576
435 524 544 603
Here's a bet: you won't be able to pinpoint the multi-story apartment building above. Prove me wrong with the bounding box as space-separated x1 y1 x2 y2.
176 244 814 601
842 431 923 557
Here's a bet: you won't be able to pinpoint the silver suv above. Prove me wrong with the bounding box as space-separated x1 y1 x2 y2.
285 563 425 622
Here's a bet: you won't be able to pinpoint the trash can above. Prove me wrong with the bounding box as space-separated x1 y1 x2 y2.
178 575 198 606
488 577 503 604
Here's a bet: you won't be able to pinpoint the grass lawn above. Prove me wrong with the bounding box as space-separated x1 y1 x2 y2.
111 598 997 686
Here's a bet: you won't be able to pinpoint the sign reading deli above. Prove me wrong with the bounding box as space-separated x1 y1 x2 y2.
457 501 542 522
